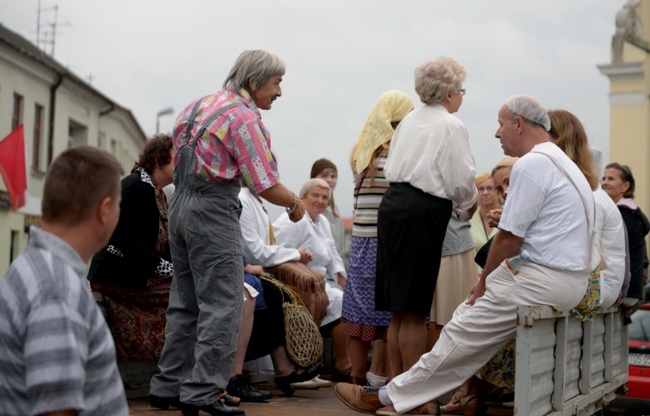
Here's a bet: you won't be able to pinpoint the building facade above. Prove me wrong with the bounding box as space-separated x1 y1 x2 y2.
599 0 650 216
0 23 147 274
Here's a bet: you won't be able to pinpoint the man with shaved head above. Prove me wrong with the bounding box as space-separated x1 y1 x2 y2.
335 94 596 415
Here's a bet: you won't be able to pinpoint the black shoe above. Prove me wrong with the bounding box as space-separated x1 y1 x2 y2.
227 375 273 402
221 393 240 407
180 399 245 416
150 394 182 409
274 362 324 397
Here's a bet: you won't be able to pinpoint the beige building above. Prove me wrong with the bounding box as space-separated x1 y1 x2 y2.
599 0 650 215
0 24 147 274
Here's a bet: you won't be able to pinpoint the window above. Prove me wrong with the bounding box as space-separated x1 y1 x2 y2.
33 104 44 171
12 93 23 130
67 119 88 148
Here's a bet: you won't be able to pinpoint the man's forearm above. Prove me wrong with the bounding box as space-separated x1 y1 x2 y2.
259 183 295 208
480 230 524 280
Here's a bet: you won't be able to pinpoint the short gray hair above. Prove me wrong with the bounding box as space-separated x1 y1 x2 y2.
414 57 466 105
222 50 286 93
504 94 550 131
299 178 330 199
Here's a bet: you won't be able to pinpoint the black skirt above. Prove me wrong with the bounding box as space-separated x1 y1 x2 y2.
375 183 452 315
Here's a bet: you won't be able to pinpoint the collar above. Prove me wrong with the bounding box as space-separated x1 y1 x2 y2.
136 168 155 189
28 226 86 276
617 197 638 210
222 88 261 119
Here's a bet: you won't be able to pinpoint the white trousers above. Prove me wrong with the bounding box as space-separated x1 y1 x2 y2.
386 260 589 414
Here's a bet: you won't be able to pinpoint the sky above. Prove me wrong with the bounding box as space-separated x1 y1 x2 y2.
0 0 624 220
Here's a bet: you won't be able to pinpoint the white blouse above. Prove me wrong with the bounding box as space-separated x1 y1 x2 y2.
273 212 347 282
239 187 300 267
385 104 477 215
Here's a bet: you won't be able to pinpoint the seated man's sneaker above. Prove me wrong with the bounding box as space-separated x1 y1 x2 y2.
334 383 383 413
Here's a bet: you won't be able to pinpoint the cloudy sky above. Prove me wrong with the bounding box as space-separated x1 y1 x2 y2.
1 0 624 220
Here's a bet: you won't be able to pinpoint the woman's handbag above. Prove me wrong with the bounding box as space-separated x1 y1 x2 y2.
267 261 328 326
261 275 324 368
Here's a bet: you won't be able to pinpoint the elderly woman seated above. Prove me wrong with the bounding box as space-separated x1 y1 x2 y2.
273 178 352 384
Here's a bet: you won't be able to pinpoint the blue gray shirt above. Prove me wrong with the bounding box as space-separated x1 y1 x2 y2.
0 226 127 416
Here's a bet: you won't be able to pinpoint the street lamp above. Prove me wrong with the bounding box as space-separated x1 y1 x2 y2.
156 107 175 134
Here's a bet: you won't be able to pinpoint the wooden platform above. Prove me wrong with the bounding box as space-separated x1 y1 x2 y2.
128 380 361 416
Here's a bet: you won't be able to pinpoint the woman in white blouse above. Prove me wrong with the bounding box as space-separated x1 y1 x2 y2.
274 178 352 382
376 57 477 379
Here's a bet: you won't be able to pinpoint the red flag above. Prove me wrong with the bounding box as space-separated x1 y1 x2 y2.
0 125 27 211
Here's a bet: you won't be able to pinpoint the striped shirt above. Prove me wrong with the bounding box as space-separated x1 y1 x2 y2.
352 154 389 238
0 227 128 416
173 88 280 197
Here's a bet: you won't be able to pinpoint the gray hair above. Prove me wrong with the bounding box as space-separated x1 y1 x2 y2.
299 178 330 199
504 94 551 131
414 57 466 105
222 50 286 93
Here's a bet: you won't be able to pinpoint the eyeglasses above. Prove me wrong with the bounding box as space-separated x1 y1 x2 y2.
459 88 466 96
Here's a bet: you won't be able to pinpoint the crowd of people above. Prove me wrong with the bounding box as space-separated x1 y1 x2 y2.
0 48 647 416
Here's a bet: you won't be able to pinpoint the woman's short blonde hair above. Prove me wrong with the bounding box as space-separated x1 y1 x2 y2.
299 178 330 199
414 57 466 105
475 173 491 187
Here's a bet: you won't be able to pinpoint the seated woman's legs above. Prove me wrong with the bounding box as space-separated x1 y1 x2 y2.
227 287 273 402
243 278 324 397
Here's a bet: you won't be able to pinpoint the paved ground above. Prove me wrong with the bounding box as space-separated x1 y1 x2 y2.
128 380 361 416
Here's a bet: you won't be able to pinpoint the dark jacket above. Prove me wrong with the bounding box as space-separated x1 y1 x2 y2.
88 171 170 288
619 203 650 300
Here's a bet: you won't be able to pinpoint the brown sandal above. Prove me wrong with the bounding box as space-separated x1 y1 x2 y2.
440 376 487 416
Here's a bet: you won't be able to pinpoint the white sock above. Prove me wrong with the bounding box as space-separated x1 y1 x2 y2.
378 387 392 406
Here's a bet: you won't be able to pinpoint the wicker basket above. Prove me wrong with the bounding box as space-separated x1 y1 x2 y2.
262 275 323 368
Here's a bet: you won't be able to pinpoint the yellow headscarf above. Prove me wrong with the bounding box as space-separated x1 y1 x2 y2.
352 90 414 174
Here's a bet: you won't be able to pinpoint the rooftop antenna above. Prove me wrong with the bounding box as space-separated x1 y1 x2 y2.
36 0 70 56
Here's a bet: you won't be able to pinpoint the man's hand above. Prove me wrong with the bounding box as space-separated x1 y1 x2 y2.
487 208 502 227
298 248 312 264
466 278 486 306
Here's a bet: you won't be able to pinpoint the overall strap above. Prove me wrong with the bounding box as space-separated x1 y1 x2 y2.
183 96 208 144
190 102 241 148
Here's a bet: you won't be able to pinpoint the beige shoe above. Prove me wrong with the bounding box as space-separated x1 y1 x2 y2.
291 376 332 389
376 402 440 415
334 383 383 414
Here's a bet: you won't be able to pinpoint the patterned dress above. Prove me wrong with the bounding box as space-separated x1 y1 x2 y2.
342 154 392 341
90 169 173 362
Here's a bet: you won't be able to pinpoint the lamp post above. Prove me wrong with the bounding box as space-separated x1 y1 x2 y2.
156 107 175 134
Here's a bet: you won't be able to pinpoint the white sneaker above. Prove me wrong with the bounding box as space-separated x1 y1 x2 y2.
366 371 387 388
290 376 332 389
